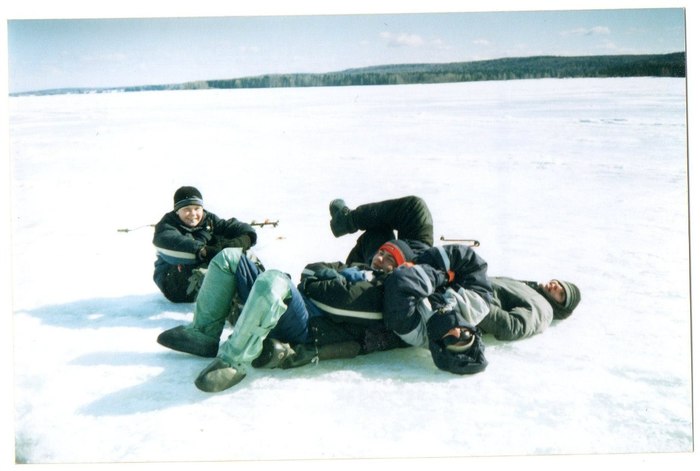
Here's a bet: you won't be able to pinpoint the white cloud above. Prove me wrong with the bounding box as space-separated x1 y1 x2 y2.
380 31 425 47
430 38 450 50
560 26 611 36
473 39 491 46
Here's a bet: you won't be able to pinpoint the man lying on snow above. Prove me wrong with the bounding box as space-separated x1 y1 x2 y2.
480 277 581 341
156 195 493 392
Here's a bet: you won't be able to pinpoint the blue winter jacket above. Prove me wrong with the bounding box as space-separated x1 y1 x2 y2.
382 244 493 344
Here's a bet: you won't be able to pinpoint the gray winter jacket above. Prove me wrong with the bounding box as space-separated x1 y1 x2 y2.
477 277 554 340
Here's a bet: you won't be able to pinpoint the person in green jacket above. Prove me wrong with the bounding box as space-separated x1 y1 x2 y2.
477 277 582 340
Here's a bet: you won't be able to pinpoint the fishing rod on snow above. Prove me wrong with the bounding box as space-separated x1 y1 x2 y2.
117 219 280 233
250 219 279 228
117 224 155 233
440 236 480 247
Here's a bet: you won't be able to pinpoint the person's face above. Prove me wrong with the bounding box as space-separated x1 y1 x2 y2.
540 279 566 305
371 249 398 273
176 205 203 227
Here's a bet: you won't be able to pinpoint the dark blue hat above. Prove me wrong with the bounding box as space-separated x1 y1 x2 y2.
173 186 204 211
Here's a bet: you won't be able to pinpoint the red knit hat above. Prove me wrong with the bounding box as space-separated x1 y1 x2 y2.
378 239 415 267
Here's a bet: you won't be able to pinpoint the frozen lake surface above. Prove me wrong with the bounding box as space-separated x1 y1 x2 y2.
7 77 692 465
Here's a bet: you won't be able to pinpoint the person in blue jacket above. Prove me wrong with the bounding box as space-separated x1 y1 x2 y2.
152 186 257 303
331 195 493 374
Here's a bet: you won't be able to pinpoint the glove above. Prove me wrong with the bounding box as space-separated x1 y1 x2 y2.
428 292 451 311
197 242 223 262
339 267 366 283
219 235 252 249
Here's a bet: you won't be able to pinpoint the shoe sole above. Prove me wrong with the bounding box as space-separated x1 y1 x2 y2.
195 361 247 392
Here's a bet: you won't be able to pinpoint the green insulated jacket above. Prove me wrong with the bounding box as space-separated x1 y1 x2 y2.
477 277 554 340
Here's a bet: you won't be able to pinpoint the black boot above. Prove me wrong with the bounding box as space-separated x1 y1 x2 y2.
329 199 357 237
251 338 296 369
194 358 247 393
280 341 361 369
157 325 219 357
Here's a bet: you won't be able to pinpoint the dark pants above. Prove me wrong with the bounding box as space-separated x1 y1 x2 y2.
154 263 199 303
345 195 434 265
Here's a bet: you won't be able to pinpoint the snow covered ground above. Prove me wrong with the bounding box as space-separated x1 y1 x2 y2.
5 77 693 467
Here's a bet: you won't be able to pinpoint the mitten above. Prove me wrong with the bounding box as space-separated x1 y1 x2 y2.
339 267 366 283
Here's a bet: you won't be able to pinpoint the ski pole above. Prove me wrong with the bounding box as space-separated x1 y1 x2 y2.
439 236 480 247
117 219 280 233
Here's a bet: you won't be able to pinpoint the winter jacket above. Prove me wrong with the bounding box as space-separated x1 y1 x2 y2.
152 210 257 302
300 261 386 325
382 244 493 347
477 277 554 340
298 261 407 353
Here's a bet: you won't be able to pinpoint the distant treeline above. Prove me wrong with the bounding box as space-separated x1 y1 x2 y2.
14 52 686 96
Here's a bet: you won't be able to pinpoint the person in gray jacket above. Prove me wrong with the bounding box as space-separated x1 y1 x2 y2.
477 277 582 341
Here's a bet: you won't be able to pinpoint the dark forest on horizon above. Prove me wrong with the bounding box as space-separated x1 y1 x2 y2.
14 52 686 96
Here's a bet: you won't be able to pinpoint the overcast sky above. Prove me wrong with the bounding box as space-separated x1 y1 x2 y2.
3 1 689 94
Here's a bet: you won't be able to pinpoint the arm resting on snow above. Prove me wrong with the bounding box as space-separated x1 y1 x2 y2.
477 305 529 340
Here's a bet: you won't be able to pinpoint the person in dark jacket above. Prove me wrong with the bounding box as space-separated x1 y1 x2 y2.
152 186 257 303
477 277 582 341
381 244 493 375
331 196 493 375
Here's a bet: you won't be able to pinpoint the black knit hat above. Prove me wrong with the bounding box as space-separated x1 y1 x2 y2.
173 186 204 211
378 239 416 266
